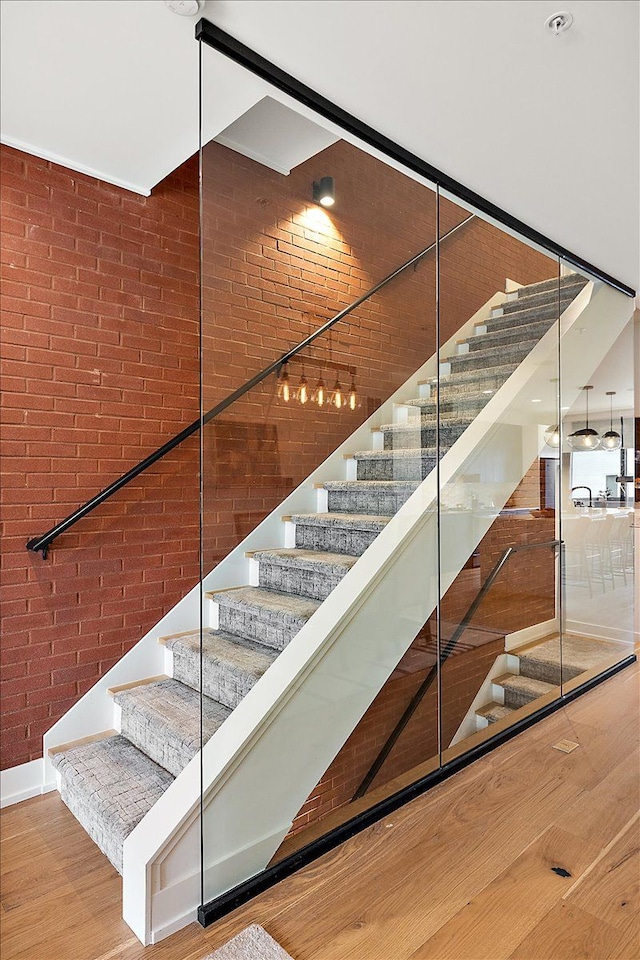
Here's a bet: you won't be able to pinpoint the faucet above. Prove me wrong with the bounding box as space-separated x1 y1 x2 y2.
571 485 593 508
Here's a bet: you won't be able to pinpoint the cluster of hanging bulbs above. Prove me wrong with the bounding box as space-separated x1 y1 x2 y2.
544 387 622 451
277 362 357 411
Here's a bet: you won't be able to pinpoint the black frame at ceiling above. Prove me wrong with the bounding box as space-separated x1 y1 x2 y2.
196 18 635 299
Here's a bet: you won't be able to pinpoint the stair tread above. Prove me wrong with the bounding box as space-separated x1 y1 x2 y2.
476 701 515 722
290 512 390 530
379 417 473 433
112 678 230 777
354 447 438 460
212 585 321 622
323 480 420 490
167 629 278 708
494 673 555 695
50 734 174 873
514 275 587 299
252 547 360 572
404 391 493 409
517 634 626 682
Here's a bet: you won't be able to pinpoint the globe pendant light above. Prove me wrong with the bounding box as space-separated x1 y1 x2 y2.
601 391 622 450
568 385 600 451
543 424 560 448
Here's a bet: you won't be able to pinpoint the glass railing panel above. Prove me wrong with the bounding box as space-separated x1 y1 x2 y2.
559 264 636 688
199 43 439 907
436 189 563 760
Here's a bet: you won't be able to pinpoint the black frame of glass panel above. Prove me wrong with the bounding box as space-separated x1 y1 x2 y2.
196 18 635 299
196 18 636 929
198 655 635 927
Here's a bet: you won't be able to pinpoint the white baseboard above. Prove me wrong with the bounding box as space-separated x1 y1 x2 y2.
0 758 57 808
565 619 636 646
505 618 559 652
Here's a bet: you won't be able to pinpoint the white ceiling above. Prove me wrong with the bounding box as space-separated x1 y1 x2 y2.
1 1 638 290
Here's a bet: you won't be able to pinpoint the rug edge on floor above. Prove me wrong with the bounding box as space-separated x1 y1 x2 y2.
203 923 294 960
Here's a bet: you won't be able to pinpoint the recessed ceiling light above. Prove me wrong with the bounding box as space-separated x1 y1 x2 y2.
164 0 204 16
531 398 542 403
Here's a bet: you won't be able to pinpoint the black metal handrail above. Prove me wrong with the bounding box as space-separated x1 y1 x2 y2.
352 538 561 800
26 215 474 557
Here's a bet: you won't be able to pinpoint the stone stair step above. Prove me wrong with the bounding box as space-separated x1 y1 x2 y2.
165 628 278 708
290 512 390 555
493 673 555 709
50 734 174 874
476 701 515 724
212 586 321 650
253 547 358 599
113 678 230 778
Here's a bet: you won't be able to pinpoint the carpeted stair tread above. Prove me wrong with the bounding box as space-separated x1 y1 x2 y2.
476 701 515 723
403 392 491 412
212 586 321 650
252 547 360 573
50 734 174 874
290 512 390 531
322 479 420 516
517 633 624 684
213 586 321 620
463 318 553 351
494 672 555 708
438 363 519 388
512 275 587 300
323 480 420 492
379 416 474 433
253 547 358 599
166 629 278 708
354 447 439 460
113 678 230 777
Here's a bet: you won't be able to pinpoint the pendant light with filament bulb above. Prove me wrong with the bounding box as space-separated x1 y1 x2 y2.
297 360 309 405
331 377 344 409
568 385 600 451
601 391 622 450
277 362 290 403
313 376 326 407
348 377 357 411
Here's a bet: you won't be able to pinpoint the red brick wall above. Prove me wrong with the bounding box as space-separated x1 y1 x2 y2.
0 146 200 769
1 136 556 771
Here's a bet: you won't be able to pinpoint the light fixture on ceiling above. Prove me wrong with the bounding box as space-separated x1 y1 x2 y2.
544 11 573 36
164 0 204 15
348 378 357 411
313 177 335 208
568 385 600 451
601 391 622 450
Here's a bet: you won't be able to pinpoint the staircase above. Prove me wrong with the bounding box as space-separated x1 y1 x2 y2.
49 274 587 873
42 269 633 945
474 633 630 728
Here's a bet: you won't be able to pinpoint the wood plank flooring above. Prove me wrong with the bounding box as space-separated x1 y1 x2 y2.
1 660 638 960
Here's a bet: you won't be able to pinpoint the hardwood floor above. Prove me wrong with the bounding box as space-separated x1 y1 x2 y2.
1 660 638 960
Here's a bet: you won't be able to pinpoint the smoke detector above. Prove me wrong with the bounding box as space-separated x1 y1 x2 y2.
545 11 573 36
164 0 204 16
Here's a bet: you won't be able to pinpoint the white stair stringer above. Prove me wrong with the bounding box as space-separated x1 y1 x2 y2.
42 279 632 945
